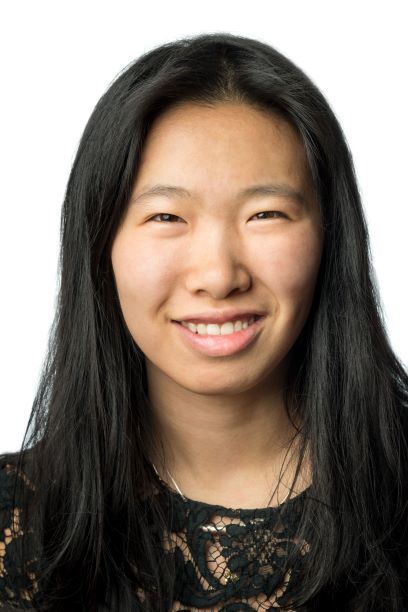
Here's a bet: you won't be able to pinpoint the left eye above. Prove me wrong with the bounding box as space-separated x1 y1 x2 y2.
251 211 286 220
148 211 286 223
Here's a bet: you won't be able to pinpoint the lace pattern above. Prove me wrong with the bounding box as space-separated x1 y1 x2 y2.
0 458 40 609
150 477 311 611
0 455 311 610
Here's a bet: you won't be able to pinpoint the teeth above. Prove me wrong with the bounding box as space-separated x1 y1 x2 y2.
181 316 256 336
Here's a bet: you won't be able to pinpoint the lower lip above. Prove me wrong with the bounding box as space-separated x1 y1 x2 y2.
171 316 265 357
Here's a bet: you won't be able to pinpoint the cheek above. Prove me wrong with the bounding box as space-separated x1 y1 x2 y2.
111 235 176 315
258 227 322 303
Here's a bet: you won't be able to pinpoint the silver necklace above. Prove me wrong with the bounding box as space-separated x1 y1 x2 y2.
151 462 291 507
152 462 188 501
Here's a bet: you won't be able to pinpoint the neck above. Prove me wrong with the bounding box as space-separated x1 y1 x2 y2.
147 361 309 507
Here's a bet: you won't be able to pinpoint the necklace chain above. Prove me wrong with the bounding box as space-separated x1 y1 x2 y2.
152 462 188 501
151 462 291 507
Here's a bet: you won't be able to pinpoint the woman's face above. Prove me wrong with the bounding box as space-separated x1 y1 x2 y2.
111 102 323 398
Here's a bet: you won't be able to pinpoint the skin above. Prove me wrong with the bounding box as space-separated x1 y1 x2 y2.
111 102 324 509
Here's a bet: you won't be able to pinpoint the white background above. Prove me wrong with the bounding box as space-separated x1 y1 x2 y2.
1 1 407 453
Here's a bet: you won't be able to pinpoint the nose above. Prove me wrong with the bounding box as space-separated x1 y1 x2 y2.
184 232 252 298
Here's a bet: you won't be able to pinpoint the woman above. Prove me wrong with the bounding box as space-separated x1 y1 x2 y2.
0 32 407 611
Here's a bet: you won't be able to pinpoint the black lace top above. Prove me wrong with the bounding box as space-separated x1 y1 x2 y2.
0 455 39 609
146 471 311 611
0 452 311 610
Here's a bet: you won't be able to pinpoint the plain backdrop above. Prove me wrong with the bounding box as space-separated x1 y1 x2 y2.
1 0 407 453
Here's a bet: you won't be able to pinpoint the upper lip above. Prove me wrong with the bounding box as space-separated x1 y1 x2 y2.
173 309 265 324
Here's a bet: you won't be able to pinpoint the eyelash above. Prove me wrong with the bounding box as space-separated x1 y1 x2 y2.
147 211 287 223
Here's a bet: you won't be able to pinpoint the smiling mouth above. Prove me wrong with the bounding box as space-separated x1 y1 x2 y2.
174 315 263 334
171 315 265 357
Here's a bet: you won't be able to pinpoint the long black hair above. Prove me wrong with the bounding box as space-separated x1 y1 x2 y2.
4 32 408 611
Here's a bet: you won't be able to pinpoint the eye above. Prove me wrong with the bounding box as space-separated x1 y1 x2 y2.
148 213 184 223
251 211 287 220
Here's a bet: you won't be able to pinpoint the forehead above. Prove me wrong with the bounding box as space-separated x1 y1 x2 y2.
144 101 300 143
135 102 310 195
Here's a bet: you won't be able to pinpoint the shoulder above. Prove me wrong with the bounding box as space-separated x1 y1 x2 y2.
0 450 40 609
0 450 35 504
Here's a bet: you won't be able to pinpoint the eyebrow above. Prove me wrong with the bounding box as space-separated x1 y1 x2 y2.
130 182 306 207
